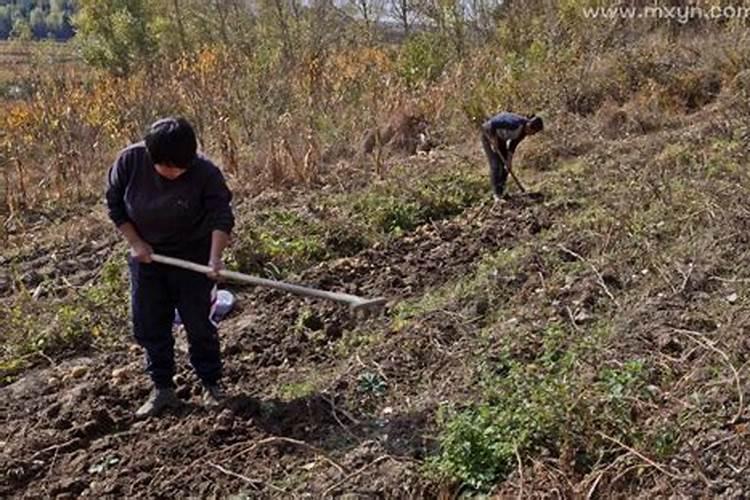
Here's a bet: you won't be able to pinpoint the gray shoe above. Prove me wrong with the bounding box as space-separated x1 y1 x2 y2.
202 384 225 409
136 387 180 419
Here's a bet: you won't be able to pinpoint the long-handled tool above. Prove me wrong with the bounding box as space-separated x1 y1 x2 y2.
506 167 527 193
448 149 527 193
151 254 387 312
495 149 527 194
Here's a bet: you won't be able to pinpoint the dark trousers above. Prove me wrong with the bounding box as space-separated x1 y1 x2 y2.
128 239 221 388
481 134 509 197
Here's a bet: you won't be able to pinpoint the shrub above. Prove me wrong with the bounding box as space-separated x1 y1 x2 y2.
397 32 452 88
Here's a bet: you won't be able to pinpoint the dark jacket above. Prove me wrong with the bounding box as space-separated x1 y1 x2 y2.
106 142 234 255
482 112 529 157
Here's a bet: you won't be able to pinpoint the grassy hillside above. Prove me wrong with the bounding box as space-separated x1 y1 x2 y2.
1 1 750 497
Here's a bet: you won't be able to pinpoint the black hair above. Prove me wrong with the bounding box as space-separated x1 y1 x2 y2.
527 114 544 133
144 117 198 168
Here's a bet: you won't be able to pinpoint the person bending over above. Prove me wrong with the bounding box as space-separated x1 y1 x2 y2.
480 112 544 201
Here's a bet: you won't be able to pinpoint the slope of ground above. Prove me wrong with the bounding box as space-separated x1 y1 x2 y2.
2 97 750 499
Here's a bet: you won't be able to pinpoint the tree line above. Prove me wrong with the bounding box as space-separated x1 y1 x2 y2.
0 0 75 40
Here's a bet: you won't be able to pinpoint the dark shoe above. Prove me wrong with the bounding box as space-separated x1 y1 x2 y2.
202 383 225 409
136 387 180 419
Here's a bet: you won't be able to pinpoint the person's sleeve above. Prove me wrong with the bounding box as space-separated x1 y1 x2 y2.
204 168 235 234
508 136 524 155
105 151 132 227
507 115 530 154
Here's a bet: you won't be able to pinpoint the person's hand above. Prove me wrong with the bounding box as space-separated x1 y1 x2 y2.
207 257 224 280
130 240 153 263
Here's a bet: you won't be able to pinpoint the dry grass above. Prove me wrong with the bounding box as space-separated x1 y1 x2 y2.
1 7 747 228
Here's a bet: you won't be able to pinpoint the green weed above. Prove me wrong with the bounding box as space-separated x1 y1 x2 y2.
429 322 652 491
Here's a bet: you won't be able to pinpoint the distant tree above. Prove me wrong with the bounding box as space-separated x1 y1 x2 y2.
10 17 32 40
390 0 414 34
46 9 73 39
51 0 75 39
75 0 157 75
51 0 68 12
347 0 386 31
0 0 76 40
29 6 46 38
17 0 35 14
0 6 11 39
416 0 466 55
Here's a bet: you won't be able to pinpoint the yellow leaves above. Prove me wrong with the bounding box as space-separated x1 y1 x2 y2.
1 103 41 149
328 47 393 87
173 46 226 82
197 47 221 74
4 104 34 130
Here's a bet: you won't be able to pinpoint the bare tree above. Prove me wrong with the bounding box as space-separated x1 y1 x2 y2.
390 0 413 34
465 0 499 36
347 0 386 30
416 0 466 54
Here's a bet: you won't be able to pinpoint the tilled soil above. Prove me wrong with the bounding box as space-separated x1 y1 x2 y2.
0 194 551 499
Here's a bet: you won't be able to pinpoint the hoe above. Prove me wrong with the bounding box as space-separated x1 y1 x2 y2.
151 254 387 313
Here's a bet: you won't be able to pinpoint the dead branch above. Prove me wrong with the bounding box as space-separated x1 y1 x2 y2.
208 462 291 495
596 432 683 480
230 436 348 474
585 472 604 500
703 432 741 453
321 394 361 442
166 435 347 491
687 447 714 489
672 328 744 424
322 455 391 497
576 451 629 499
515 446 524 500
29 438 80 461
208 462 262 491
708 276 750 284
557 244 620 308
676 262 694 294
565 306 582 333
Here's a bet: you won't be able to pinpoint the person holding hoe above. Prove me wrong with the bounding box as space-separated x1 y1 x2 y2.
106 117 234 418
480 112 544 201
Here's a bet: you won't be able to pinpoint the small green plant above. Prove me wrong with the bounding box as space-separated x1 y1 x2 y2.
294 307 319 332
347 170 486 236
48 256 129 353
0 255 129 384
334 329 380 357
351 192 424 234
647 424 680 460
231 209 329 274
279 380 316 400
0 357 28 385
431 352 576 490
357 372 387 396
430 324 651 491
598 360 646 402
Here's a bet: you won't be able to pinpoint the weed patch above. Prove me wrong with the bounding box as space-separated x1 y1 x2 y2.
0 256 129 384
429 323 652 490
